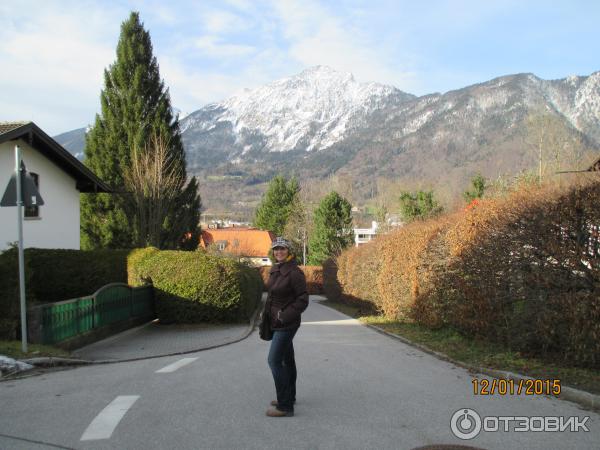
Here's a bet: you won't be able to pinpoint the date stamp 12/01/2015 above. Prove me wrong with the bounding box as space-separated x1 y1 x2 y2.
472 377 561 396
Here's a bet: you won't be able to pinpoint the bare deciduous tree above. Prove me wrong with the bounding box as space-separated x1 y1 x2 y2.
525 112 584 184
125 133 186 248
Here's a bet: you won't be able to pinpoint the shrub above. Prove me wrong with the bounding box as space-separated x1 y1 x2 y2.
336 238 385 310
127 247 160 285
258 264 324 294
128 249 262 323
0 249 20 340
301 266 323 294
322 258 342 303
0 248 129 339
333 218 452 319
332 180 600 369
258 266 270 288
435 182 600 366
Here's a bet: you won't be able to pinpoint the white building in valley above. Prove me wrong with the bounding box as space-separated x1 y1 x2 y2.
353 220 378 247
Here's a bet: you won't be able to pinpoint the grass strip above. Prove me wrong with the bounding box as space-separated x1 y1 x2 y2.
0 340 71 360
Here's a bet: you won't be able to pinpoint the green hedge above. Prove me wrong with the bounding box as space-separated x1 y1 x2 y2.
0 247 263 339
128 248 263 323
0 248 129 339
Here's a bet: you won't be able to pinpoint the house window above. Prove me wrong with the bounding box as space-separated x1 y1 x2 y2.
24 173 40 219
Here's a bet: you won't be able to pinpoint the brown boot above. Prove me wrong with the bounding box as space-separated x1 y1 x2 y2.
266 407 294 417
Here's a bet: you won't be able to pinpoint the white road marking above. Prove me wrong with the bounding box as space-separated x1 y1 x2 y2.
80 395 139 441
155 357 198 373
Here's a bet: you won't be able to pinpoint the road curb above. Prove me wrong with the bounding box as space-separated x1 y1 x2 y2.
318 301 600 412
15 304 262 368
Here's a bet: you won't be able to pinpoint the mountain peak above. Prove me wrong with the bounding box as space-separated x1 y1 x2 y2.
192 66 415 154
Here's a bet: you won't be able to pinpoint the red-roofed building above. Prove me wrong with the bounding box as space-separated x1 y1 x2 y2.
200 227 275 266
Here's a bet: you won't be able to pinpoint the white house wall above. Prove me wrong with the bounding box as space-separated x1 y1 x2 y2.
0 140 80 250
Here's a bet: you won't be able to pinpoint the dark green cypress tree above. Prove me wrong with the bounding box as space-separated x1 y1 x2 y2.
81 11 200 249
253 175 299 236
308 191 353 265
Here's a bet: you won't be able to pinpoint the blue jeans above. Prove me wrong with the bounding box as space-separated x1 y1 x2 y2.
267 328 298 412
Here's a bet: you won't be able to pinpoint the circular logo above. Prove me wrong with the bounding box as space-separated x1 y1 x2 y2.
450 408 482 440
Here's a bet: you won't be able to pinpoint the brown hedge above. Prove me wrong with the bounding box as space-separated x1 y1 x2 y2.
330 180 600 368
332 217 453 318
431 183 600 366
258 264 324 294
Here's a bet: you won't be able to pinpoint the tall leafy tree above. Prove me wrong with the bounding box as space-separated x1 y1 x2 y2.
308 191 353 265
81 11 200 249
398 190 443 222
254 175 299 236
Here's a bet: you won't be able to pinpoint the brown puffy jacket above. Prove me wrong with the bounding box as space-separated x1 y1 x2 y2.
267 258 309 330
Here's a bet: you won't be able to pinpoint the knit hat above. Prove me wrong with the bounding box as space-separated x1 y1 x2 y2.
271 237 290 249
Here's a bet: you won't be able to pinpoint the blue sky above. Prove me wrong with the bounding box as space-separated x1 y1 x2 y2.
1 0 598 136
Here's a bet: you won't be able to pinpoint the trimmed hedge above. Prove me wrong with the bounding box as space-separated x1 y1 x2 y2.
0 248 129 339
0 246 263 339
128 248 262 323
327 181 600 369
425 183 600 367
258 265 324 294
302 266 324 294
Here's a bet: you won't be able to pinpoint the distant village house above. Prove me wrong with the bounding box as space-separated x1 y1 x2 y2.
199 227 275 266
353 220 378 247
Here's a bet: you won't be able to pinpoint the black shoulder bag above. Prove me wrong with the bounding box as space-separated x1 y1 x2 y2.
259 295 273 341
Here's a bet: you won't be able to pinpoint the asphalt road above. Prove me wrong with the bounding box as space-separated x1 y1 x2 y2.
1 298 598 450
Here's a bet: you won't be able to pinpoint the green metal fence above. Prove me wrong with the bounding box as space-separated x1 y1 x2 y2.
29 283 154 345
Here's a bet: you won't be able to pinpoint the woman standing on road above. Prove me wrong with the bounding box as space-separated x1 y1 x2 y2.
265 236 309 417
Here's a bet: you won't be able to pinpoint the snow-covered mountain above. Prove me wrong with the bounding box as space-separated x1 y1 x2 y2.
55 66 600 213
179 66 600 178
180 66 415 168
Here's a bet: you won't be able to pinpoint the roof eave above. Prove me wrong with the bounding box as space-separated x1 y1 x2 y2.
0 122 112 193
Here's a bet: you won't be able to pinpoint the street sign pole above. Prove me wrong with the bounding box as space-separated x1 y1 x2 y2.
15 145 28 353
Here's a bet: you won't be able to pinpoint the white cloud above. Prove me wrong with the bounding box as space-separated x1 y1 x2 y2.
202 9 250 33
0 2 124 134
270 0 419 91
159 56 251 111
1 0 590 136
159 46 300 114
143 2 180 25
194 36 256 58
222 0 255 11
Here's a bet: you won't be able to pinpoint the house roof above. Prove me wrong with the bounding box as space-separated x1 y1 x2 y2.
200 228 275 257
0 121 110 193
